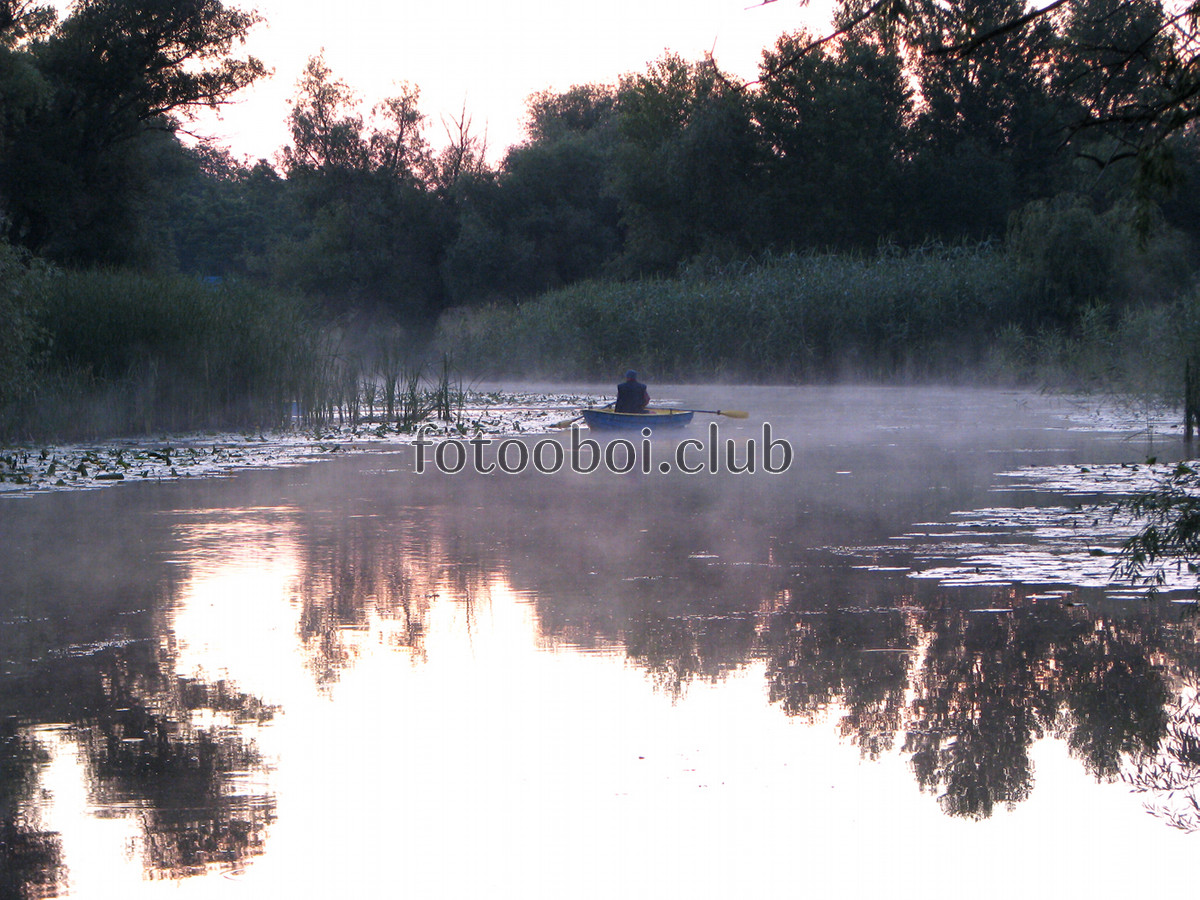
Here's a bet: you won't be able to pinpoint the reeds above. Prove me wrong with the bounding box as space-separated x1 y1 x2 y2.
282 326 463 433
17 270 320 438
11 269 467 441
0 240 54 437
434 244 1018 381
434 243 1200 399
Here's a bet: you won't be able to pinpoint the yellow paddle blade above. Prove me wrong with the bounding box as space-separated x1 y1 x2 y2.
720 410 749 419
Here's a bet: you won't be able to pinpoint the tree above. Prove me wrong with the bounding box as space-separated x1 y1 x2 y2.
904 0 1069 236
434 103 490 192
0 0 264 265
370 83 434 183
610 54 767 274
166 143 291 278
279 54 369 176
273 56 449 320
755 30 914 249
440 82 622 305
45 0 264 129
441 130 621 305
754 1 1198 241
837 0 1200 164
0 3 53 178
0 1 53 38
522 82 617 144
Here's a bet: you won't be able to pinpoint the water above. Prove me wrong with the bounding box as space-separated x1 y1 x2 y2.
1 386 1197 898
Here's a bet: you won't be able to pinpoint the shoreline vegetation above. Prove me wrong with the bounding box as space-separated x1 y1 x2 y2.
0 389 601 495
2 2 1200 464
434 237 1199 390
3 230 1198 448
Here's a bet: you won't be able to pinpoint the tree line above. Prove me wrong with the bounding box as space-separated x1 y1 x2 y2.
1 0 1200 436
3 1 1198 317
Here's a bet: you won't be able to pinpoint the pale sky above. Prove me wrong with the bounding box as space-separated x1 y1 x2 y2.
179 0 836 164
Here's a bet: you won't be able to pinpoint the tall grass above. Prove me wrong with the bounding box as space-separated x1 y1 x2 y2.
436 244 1020 381
22 271 320 439
8 235 1195 442
0 241 53 435
0 262 470 441
435 241 1199 400
290 327 463 432
972 288 1200 413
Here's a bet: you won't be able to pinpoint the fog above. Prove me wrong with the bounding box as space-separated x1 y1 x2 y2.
1 385 1197 897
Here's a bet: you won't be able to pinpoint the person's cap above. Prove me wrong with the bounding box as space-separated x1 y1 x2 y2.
625 370 637 379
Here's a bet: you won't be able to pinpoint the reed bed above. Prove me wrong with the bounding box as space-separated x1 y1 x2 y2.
0 241 53 435
976 287 1200 404
8 241 1197 441
435 244 1200 402
20 271 319 439
435 245 1018 381
10 269 465 441
295 347 465 432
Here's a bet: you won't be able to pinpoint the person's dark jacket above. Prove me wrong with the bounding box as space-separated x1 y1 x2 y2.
615 379 649 413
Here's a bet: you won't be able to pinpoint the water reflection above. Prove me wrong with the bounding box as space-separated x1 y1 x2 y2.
1 720 62 897
0 641 275 893
765 588 1200 821
0 493 279 893
2 387 1199 896
764 603 912 759
1124 684 1200 831
269 447 1200 831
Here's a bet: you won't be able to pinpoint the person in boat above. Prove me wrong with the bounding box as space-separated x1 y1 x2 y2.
614 370 650 413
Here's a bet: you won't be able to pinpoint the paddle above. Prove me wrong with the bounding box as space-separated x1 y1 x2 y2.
674 408 749 419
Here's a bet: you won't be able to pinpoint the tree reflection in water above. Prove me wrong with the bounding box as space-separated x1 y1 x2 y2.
0 618 276 888
0 484 290 890
1057 618 1170 781
1124 684 1200 831
903 603 1050 819
80 655 276 879
278 476 1200 828
0 719 62 897
291 508 499 684
760 588 1200 821
765 603 913 759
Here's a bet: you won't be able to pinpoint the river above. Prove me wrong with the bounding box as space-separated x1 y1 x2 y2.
1 385 1196 898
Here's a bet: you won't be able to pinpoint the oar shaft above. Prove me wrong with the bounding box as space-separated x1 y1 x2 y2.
676 408 749 418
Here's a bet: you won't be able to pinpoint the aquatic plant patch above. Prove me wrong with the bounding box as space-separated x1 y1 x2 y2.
871 462 1200 595
0 391 600 496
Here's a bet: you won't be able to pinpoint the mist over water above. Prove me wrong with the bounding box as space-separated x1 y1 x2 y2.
1 386 1197 897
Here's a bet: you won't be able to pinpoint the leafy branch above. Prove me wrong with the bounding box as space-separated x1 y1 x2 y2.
1115 462 1200 589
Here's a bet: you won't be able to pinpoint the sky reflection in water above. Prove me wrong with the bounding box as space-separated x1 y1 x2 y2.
1 386 1198 898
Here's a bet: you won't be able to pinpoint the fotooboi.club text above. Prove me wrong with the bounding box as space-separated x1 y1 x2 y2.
412 423 792 475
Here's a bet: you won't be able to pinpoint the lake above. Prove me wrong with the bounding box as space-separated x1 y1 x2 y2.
1 385 1197 898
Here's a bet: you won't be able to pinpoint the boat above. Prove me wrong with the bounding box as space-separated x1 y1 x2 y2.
581 407 694 430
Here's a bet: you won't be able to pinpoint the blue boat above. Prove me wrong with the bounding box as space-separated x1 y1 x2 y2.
581 407 694 430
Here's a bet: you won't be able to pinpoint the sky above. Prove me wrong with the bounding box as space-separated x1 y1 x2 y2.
179 0 836 164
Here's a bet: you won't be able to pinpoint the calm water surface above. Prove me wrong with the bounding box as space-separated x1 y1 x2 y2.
1 386 1197 898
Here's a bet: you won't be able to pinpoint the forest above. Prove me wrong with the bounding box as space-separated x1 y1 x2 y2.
2 0 1200 438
